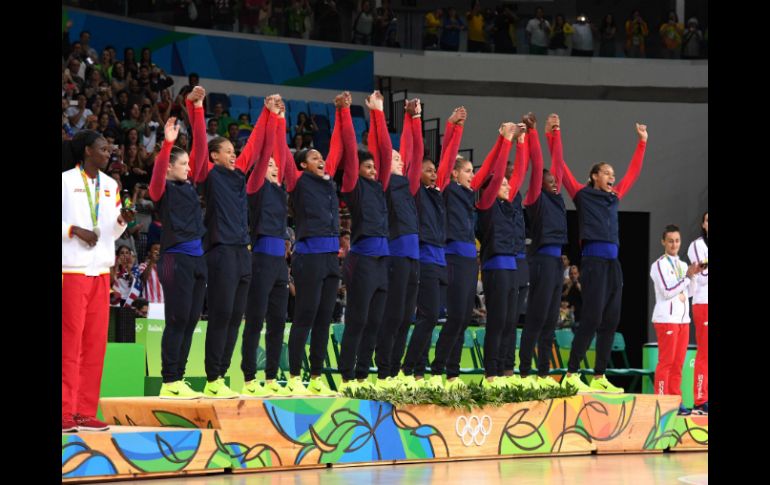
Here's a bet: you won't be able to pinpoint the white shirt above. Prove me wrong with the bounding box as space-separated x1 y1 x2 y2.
62 167 126 276
650 254 696 324
687 237 708 304
526 18 551 47
572 23 594 51
66 107 93 131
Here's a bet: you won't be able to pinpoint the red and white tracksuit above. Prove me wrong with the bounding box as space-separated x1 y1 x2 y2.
650 254 696 397
687 237 708 406
62 167 126 418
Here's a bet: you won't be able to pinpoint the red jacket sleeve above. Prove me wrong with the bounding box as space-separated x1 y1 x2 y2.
279 117 304 193
524 129 544 206
186 102 211 185
437 121 463 190
246 112 278 195
149 139 173 202
339 107 359 193
409 115 424 195
324 109 344 177
549 129 583 199
470 136 501 191
613 140 647 200
548 130 564 191
476 137 513 210
235 106 270 173
508 138 530 202
368 109 392 191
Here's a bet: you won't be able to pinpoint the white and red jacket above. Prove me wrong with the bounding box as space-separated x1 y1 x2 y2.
687 237 708 305
650 254 697 324
62 167 126 276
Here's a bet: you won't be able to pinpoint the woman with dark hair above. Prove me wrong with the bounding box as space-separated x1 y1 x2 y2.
186 85 279 399
123 47 138 78
294 112 318 145
599 14 617 57
148 87 209 399
548 14 573 56
279 93 348 396
625 9 649 58
686 212 708 414
139 47 156 69
555 121 648 393
516 113 568 390
62 130 135 431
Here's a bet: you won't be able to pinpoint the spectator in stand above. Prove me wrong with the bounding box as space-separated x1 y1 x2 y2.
571 14 596 57
316 0 342 42
110 62 130 93
441 7 466 51
293 112 318 146
466 0 487 52
120 104 142 133
133 183 154 259
561 254 570 281
492 4 517 54
123 143 150 192
423 7 442 49
95 50 114 82
139 242 165 304
290 133 308 154
659 11 684 59
206 118 219 142
374 0 396 46
132 298 150 318
287 0 312 39
67 93 93 134
339 229 351 260
149 67 174 99
599 13 618 57
558 298 575 328
257 1 275 35
139 47 157 70
111 246 140 307
226 122 245 154
123 47 139 78
681 18 704 60
562 265 582 326
240 0 261 34
127 79 151 110
237 113 253 129
548 14 573 56
526 6 551 55
625 9 649 58
83 69 104 101
79 30 99 64
353 1 376 45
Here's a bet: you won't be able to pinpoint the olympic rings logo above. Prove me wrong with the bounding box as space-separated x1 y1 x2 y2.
455 415 492 446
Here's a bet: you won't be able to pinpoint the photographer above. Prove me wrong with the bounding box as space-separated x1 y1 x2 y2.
526 6 551 55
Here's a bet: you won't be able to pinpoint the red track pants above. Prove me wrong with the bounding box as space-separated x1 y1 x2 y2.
692 304 708 406
653 323 689 397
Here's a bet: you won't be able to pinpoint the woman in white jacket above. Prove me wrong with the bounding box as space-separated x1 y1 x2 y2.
650 224 704 416
62 130 135 432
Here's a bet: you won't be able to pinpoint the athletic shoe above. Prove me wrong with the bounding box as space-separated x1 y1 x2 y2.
63 413 78 433
445 378 467 391
589 376 624 394
520 375 540 390
561 373 592 393
375 376 399 390
203 378 239 399
75 415 109 432
692 402 708 415
285 376 312 396
264 379 291 397
160 380 203 400
421 375 444 390
678 404 692 416
240 380 270 397
308 377 337 396
396 372 419 390
536 376 561 390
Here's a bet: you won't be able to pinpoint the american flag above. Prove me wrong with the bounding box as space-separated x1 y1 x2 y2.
138 262 165 303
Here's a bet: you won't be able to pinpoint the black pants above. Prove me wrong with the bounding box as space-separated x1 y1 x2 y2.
401 262 447 376
432 255 477 378
337 253 389 380
241 252 289 381
374 256 419 378
205 245 251 381
289 252 340 376
567 257 623 375
501 257 528 371
481 269 518 376
519 254 561 376
159 252 207 383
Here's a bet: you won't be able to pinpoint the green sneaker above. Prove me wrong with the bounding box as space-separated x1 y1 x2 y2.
241 380 270 397
395 372 418 390
264 379 291 397
445 378 467 391
504 375 524 388
375 376 398 390
481 377 497 390
203 378 239 399
537 376 560 390
562 374 592 394
307 377 337 396
338 380 359 395
285 376 311 396
159 380 203 400
589 376 624 394
421 375 444 390
521 375 540 390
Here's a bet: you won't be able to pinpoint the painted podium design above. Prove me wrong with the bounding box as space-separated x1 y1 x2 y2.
62 395 707 482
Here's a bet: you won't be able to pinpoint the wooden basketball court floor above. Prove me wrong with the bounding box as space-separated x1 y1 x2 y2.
105 450 707 484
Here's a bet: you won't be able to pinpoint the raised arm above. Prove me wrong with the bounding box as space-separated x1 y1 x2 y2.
235 95 277 174
247 96 280 195
277 101 303 192
507 124 530 200
185 86 210 185
149 117 179 202
323 96 345 177
339 92 360 193
365 90 393 190
547 114 583 199
613 123 648 200
437 107 467 190
476 123 516 210
523 113 544 206
409 100 424 195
